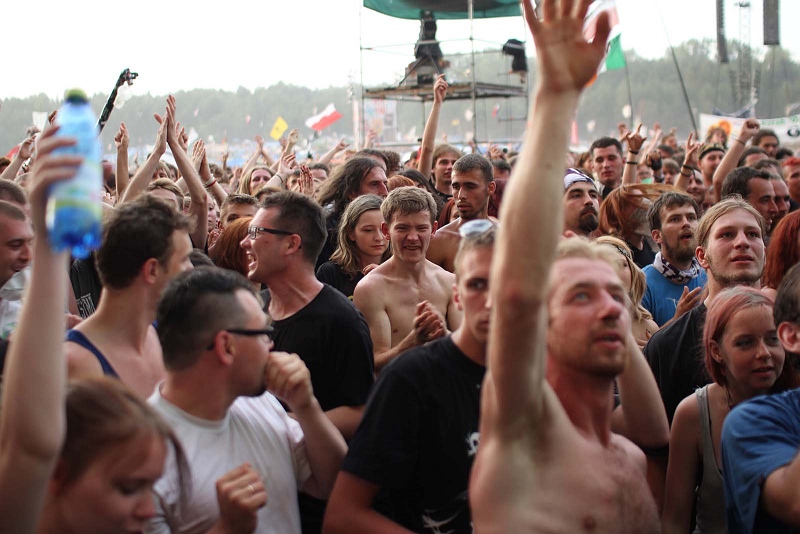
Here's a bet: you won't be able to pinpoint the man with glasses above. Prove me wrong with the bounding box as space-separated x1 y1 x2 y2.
325 220 494 534
241 191 374 533
147 267 346 534
426 153 496 273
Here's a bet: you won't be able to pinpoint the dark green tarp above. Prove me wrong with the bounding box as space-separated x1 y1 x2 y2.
364 0 520 20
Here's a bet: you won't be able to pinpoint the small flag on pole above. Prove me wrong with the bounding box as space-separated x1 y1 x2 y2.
270 117 289 140
305 104 343 132
492 104 501 118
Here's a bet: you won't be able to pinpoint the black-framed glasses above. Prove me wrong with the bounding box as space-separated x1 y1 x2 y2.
458 219 497 238
206 327 274 350
248 225 294 240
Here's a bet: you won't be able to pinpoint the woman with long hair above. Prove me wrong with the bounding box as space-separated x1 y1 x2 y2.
762 210 800 300
237 165 273 196
662 287 800 534
0 126 186 533
317 195 390 299
596 235 659 348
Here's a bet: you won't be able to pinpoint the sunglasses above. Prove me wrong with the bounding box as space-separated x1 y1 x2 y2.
206 327 274 350
458 219 497 238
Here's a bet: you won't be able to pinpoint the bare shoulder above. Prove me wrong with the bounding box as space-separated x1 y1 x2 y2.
426 260 456 284
610 432 648 472
64 340 103 379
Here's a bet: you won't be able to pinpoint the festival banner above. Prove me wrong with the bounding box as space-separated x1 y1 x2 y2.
699 113 800 147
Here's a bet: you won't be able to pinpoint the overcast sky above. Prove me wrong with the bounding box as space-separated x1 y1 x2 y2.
1 0 796 101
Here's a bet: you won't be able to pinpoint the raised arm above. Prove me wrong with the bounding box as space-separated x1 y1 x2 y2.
162 96 208 248
674 133 700 192
713 118 760 202
114 122 130 198
0 126 74 533
417 75 448 180
319 138 350 167
194 140 228 207
622 124 646 185
120 114 168 205
485 0 610 428
240 135 266 180
1 137 35 182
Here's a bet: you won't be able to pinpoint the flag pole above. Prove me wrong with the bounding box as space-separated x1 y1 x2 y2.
623 48 633 130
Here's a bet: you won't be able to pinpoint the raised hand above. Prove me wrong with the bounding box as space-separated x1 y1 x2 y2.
114 122 129 151
214 463 268 534
16 137 35 161
278 153 296 176
192 139 207 172
433 74 449 104
298 164 315 197
288 129 300 146
737 118 760 144
255 135 265 148
28 126 82 233
335 138 349 153
624 123 647 154
684 132 701 166
523 0 611 93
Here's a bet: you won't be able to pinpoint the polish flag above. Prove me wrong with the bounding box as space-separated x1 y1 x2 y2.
305 104 343 132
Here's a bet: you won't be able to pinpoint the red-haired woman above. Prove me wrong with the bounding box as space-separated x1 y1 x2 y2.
762 210 800 300
662 287 800 534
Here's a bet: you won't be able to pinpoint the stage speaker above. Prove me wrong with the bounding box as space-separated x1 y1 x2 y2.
764 0 780 46
717 0 729 63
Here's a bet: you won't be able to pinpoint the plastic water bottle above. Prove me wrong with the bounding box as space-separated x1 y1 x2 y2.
46 89 103 259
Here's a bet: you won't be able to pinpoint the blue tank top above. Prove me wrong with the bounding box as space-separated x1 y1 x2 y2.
65 330 119 378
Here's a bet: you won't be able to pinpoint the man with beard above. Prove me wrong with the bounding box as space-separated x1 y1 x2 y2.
644 197 767 423
642 192 707 327
426 154 496 272
562 168 599 237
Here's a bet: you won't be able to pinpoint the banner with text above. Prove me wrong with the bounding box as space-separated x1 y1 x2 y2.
699 113 800 147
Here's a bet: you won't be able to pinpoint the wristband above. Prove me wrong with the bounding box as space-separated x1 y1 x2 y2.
204 179 217 189
626 161 637 165
734 138 746 146
628 149 639 154
274 174 284 183
680 170 692 177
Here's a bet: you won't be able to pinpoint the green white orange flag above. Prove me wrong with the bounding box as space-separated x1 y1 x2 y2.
583 0 624 78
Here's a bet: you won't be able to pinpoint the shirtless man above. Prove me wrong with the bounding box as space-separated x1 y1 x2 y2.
426 153 496 272
469 1 662 532
65 195 194 398
354 187 462 372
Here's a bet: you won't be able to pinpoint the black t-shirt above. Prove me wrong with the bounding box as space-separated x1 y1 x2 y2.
343 336 485 534
264 284 374 411
627 238 657 270
644 303 709 423
70 255 102 319
264 284 375 534
316 261 364 301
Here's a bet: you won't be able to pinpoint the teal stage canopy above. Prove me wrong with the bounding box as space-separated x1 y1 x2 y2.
363 0 521 20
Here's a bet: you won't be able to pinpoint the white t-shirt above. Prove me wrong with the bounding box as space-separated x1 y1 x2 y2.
146 386 311 534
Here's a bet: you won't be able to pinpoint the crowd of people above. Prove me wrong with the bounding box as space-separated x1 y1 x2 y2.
2 0 800 532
